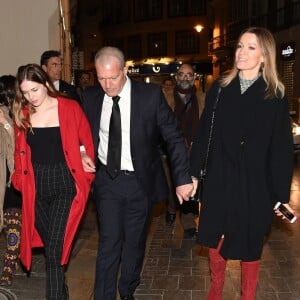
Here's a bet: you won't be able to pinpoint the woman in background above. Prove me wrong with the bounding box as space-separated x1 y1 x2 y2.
190 27 295 299
12 64 95 299
0 75 22 286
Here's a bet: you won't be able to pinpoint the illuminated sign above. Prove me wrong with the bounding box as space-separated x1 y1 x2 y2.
280 42 296 60
127 62 212 75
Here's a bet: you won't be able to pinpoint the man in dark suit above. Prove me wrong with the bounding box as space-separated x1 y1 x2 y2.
81 47 193 300
40 50 80 104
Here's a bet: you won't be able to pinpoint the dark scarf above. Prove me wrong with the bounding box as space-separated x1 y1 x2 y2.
174 85 199 149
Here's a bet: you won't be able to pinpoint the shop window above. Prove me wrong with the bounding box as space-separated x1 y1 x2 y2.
281 60 294 100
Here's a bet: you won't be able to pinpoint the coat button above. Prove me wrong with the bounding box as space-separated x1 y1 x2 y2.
24 170 28 175
20 151 25 155
71 169 75 173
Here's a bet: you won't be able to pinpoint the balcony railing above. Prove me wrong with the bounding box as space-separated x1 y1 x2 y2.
209 1 300 56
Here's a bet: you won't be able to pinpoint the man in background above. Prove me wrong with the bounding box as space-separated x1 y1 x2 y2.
165 63 205 238
76 70 91 103
161 77 175 110
40 50 80 104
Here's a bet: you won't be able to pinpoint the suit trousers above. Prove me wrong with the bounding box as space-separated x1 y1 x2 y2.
93 166 153 300
162 155 199 229
34 162 76 300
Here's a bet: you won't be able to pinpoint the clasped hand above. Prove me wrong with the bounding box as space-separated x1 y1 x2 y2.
81 151 96 173
176 182 194 204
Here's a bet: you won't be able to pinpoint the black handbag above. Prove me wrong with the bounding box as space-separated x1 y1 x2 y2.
190 86 222 202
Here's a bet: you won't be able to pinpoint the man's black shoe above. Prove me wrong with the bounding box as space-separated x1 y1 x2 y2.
120 295 135 300
183 228 196 239
165 211 176 224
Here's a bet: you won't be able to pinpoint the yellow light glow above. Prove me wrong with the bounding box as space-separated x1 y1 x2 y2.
194 25 204 33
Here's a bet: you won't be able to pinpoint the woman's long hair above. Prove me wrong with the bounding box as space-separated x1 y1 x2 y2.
220 27 285 99
13 63 58 130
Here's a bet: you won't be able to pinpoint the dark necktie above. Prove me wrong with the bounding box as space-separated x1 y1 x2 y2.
107 96 121 178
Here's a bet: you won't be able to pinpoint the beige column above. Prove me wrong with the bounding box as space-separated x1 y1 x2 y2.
58 0 72 83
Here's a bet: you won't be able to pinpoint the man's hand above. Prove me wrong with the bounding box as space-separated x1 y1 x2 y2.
81 151 96 173
176 183 193 204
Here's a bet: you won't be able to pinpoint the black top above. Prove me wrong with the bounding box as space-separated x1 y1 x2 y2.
27 127 65 164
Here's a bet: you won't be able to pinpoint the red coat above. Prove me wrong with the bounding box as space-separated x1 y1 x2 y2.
12 97 95 271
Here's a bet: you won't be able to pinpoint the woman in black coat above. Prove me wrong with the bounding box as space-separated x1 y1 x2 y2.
190 27 295 300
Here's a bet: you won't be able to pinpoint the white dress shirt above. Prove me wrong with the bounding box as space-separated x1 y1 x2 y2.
53 80 59 91
98 76 134 171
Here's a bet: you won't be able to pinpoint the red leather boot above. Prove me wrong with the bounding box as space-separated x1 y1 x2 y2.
207 239 226 300
241 260 260 300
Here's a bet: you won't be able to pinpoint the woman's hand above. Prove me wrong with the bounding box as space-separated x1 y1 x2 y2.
274 202 297 223
81 151 96 173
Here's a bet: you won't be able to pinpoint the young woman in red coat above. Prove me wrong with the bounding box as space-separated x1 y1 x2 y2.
12 64 95 300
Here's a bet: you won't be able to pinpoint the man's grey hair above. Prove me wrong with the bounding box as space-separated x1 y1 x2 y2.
94 46 125 69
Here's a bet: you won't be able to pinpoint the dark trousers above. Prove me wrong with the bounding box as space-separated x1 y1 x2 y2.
93 167 153 300
162 155 199 229
34 162 76 300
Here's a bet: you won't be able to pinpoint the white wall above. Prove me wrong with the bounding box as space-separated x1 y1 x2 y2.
0 0 60 75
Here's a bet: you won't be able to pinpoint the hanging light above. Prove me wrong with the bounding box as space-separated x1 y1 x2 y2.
194 25 204 33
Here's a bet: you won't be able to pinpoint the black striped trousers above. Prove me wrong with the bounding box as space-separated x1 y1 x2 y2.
33 161 76 300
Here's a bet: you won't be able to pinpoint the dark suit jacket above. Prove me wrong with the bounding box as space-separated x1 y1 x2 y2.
82 79 191 203
59 80 81 104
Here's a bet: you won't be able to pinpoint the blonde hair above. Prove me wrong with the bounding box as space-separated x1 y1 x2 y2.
13 64 58 130
220 27 285 99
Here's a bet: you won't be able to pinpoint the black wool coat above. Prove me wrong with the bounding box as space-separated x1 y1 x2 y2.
190 76 294 261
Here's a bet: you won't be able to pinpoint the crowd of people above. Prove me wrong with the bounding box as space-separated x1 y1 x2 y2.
0 26 297 300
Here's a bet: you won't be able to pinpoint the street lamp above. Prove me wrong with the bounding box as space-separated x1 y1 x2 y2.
194 24 204 33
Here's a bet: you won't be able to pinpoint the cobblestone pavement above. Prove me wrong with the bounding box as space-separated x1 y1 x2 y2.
0 163 300 299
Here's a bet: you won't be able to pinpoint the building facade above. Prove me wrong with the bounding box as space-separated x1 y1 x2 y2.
72 0 300 112
209 0 300 117
72 0 214 89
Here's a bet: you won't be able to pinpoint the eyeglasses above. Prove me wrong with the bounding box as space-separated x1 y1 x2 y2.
177 72 194 80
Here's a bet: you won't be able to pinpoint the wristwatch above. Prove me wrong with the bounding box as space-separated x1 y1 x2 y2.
3 123 11 130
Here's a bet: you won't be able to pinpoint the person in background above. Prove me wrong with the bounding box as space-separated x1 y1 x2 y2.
0 75 22 286
81 46 193 300
161 77 175 110
190 27 295 300
76 71 91 104
12 64 95 299
164 64 205 239
40 50 81 104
